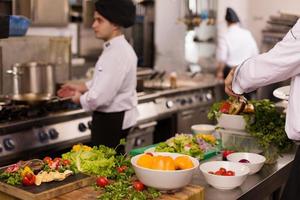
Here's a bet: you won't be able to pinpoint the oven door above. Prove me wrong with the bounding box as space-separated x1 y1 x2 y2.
125 121 156 153
177 107 212 134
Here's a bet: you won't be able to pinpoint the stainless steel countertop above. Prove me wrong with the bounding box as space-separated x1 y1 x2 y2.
193 152 295 200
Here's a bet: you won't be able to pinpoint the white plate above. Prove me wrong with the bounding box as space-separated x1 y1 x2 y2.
273 86 290 100
144 147 156 153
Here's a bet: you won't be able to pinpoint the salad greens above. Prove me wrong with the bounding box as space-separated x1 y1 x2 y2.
0 171 22 185
62 144 117 177
155 134 218 160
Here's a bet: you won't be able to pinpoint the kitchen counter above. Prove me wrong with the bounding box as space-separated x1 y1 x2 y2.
194 151 295 200
138 73 221 103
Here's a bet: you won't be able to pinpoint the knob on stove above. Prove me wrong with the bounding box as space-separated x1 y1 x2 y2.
78 123 87 132
87 121 92 129
3 138 15 151
49 128 59 139
38 130 49 142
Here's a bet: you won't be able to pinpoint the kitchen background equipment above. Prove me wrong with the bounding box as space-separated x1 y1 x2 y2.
0 36 71 95
6 62 56 105
12 0 70 27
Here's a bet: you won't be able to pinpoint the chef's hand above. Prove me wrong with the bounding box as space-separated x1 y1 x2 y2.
71 91 82 104
57 83 87 98
57 86 75 98
224 67 240 97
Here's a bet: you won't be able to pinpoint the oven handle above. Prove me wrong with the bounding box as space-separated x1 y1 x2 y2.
181 109 195 117
137 121 157 130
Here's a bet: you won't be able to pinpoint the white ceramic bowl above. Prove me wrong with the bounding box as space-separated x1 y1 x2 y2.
199 161 249 190
227 152 266 175
131 152 199 191
217 113 246 131
191 124 216 134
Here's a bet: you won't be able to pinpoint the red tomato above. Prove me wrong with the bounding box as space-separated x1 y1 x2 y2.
133 180 145 191
22 173 36 186
222 150 235 161
96 177 109 187
5 164 19 173
225 170 235 176
220 102 231 113
43 156 52 164
117 166 127 173
145 152 153 156
219 167 227 175
62 159 71 166
53 157 62 163
214 170 223 176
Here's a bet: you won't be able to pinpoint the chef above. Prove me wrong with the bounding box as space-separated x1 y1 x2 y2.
58 0 138 152
216 7 259 80
224 19 300 199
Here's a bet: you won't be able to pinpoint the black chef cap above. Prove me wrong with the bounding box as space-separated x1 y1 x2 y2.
225 7 240 23
94 0 136 28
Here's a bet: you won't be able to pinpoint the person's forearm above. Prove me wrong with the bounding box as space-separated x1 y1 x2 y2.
232 22 300 94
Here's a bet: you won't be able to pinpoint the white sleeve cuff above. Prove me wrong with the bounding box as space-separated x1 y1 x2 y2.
85 80 92 89
80 94 91 111
232 65 245 95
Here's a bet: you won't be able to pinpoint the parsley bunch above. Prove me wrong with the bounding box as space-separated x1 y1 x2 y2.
244 99 292 153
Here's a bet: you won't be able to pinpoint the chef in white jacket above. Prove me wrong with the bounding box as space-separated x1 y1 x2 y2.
225 19 300 199
58 0 138 153
216 8 259 80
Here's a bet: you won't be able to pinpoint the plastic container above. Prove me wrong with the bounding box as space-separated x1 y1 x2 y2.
218 129 263 154
9 15 31 36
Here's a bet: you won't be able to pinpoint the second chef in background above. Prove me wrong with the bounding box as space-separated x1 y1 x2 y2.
58 0 138 152
216 7 259 80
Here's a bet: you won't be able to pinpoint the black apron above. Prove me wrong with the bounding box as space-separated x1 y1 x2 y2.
281 145 300 199
91 111 130 154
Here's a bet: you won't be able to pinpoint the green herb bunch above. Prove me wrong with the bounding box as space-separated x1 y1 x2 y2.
244 99 292 153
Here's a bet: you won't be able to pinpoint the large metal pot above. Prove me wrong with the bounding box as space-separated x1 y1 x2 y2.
6 62 56 105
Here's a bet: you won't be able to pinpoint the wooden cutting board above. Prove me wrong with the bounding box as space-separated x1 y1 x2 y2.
0 174 94 200
50 184 204 200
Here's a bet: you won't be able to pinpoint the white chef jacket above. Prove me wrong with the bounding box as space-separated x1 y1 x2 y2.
80 35 138 129
216 24 259 67
232 19 300 140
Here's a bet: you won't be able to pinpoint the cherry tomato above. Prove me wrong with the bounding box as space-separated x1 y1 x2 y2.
117 166 127 173
219 167 227 175
22 173 36 186
220 102 231 113
222 150 235 161
214 170 223 176
53 157 62 163
145 152 153 156
43 156 52 164
133 180 145 191
96 177 109 187
225 170 235 176
62 159 71 166
48 160 60 170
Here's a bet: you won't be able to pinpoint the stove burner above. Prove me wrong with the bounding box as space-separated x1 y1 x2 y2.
0 99 81 123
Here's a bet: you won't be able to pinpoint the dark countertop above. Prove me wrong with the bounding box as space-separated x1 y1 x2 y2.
193 152 295 200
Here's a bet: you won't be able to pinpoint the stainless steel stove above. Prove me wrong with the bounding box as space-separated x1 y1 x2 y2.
0 99 92 166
